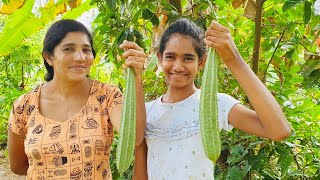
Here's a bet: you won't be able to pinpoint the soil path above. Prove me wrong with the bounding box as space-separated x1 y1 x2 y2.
0 150 25 180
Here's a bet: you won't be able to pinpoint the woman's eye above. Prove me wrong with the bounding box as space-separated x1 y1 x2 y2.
63 48 73 51
83 48 92 53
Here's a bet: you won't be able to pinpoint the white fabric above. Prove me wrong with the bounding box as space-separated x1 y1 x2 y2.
145 89 239 180
315 0 320 15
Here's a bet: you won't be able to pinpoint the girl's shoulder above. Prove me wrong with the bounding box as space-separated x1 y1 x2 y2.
145 98 159 111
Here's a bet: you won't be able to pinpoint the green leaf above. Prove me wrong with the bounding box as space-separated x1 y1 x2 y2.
142 9 153 20
226 166 243 180
0 0 39 56
282 0 303 12
214 0 228 7
150 15 159 26
276 145 293 174
2 0 9 5
303 1 311 24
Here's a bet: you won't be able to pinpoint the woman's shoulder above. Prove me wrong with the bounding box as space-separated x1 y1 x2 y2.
13 85 41 106
11 84 41 117
91 80 122 94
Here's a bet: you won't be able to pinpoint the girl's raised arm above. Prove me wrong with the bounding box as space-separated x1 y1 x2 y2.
204 21 291 141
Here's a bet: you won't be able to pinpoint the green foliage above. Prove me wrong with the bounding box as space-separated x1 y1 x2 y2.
0 0 319 179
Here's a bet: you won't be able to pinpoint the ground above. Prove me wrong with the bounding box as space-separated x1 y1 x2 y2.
0 149 25 180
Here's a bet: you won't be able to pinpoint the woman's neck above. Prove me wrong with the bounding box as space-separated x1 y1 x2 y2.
43 78 92 98
162 84 197 103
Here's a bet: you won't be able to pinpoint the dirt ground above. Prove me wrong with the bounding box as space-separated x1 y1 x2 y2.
0 149 25 180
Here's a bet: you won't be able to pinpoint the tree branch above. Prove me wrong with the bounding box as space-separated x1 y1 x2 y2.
251 0 266 74
262 29 285 83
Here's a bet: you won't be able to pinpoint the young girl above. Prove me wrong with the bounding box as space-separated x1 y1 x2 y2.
133 18 291 179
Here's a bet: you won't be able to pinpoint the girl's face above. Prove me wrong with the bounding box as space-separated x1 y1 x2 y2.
157 33 205 90
45 32 94 82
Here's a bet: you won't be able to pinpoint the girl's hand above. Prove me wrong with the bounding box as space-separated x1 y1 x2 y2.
204 21 241 64
120 40 147 76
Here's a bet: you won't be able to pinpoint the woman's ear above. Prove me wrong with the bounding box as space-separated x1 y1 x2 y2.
43 52 53 66
199 53 207 70
157 51 163 66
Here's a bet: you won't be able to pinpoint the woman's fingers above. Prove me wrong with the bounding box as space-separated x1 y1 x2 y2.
122 48 147 59
125 57 145 70
120 40 144 52
120 41 147 73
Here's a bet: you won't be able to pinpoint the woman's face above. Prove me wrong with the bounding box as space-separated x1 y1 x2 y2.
45 32 94 82
158 33 204 90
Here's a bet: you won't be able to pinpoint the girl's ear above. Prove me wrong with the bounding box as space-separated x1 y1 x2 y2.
199 53 207 70
157 51 163 66
43 52 53 66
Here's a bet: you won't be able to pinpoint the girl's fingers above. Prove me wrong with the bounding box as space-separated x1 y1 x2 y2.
204 38 219 48
209 21 230 33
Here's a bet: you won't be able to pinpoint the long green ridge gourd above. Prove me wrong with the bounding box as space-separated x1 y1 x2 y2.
116 67 136 174
199 47 221 163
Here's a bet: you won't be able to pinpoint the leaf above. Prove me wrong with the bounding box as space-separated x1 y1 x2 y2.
2 0 10 4
282 0 303 12
303 1 311 24
150 15 159 26
214 0 228 7
0 0 39 56
142 9 153 20
226 166 243 180
276 145 293 174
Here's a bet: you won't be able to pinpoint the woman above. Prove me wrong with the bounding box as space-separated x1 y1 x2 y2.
133 18 291 179
7 19 146 179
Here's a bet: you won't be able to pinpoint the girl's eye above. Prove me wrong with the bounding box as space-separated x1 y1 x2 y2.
185 57 194 61
165 56 174 60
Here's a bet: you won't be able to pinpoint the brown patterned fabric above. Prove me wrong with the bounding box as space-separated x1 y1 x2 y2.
8 80 123 180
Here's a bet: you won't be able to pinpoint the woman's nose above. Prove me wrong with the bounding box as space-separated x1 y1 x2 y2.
73 51 86 61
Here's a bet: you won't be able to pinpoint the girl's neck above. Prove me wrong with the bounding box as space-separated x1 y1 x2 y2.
162 84 198 103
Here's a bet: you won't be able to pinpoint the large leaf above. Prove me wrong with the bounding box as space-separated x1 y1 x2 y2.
0 0 38 56
0 0 94 56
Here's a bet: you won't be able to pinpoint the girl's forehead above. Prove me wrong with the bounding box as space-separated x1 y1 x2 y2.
164 34 197 54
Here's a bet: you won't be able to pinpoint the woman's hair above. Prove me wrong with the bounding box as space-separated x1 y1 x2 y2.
42 19 96 81
159 18 206 59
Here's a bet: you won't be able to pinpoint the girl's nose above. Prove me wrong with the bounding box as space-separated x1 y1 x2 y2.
173 60 184 71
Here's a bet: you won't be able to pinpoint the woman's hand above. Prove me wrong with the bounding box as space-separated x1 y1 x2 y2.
120 40 147 76
204 21 241 64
